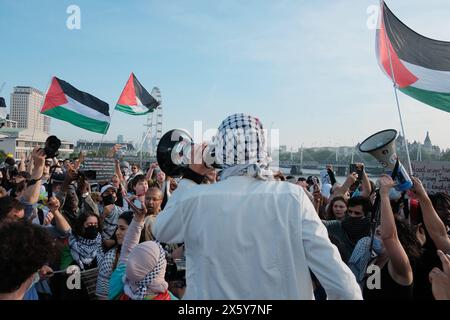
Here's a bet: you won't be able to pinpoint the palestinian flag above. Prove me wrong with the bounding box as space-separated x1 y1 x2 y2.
376 1 450 113
41 77 110 134
115 73 160 115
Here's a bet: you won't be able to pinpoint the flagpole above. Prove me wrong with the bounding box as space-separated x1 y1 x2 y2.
96 102 118 156
380 0 413 175
33 77 53 154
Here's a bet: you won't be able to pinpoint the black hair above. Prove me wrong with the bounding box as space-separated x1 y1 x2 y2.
15 171 31 180
306 176 319 186
325 196 348 220
10 180 27 198
297 177 306 182
395 217 423 264
4 157 16 166
130 174 147 194
369 180 376 195
118 211 134 225
0 222 57 293
428 192 450 227
0 196 25 222
390 199 402 215
348 196 372 216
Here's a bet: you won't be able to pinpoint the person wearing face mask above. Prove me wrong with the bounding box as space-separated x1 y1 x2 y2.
0 222 57 300
68 211 104 271
100 184 122 249
323 196 372 262
96 211 133 300
362 175 423 300
153 113 361 300
53 166 98 228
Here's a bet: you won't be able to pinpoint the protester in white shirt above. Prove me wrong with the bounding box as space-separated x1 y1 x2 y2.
153 113 362 300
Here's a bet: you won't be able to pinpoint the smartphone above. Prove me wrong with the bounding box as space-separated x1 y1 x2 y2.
349 164 363 181
133 199 143 209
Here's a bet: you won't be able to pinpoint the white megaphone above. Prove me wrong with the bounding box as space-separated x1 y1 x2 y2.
358 129 412 191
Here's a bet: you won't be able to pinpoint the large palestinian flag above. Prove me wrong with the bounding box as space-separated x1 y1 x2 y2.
41 77 111 134
115 73 160 115
376 1 450 113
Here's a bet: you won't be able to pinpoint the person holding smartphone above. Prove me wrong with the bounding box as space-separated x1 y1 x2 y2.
100 184 123 249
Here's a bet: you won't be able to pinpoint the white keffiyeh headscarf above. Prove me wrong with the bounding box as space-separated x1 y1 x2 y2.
213 113 273 180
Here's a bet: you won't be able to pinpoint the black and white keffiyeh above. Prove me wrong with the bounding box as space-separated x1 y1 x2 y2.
69 233 104 270
123 242 166 300
214 113 273 180
96 247 118 298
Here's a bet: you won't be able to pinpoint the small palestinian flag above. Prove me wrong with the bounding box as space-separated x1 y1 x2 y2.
41 77 110 134
377 1 450 113
115 73 160 115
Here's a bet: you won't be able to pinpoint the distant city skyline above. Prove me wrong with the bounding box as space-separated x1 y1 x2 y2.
2 1 450 150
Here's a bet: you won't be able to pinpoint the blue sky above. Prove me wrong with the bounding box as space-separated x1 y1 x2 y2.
1 0 450 150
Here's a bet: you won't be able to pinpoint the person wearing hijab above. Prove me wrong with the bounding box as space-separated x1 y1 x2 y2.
96 211 133 300
108 201 176 300
68 211 104 271
153 113 362 299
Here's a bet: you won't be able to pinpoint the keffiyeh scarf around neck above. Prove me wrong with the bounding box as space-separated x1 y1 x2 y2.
123 242 166 300
214 113 274 181
69 233 104 270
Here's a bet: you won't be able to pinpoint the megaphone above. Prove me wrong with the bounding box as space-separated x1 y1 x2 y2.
156 129 221 177
358 129 412 191
157 129 193 177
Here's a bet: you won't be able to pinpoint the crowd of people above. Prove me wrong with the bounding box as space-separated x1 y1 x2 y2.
0 114 449 300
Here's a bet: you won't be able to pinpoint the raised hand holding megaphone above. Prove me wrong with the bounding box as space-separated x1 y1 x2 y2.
157 129 219 178
358 129 413 191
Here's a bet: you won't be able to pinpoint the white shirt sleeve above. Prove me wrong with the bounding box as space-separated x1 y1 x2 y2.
299 191 363 300
152 197 186 244
152 179 194 244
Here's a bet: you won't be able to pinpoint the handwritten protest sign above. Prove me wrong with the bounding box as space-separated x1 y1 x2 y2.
82 157 116 182
411 161 450 194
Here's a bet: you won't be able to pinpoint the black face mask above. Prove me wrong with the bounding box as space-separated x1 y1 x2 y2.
341 216 371 243
83 225 99 240
103 194 115 206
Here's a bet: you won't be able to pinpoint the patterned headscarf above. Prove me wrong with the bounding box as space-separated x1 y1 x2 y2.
123 241 167 300
348 236 383 285
214 113 273 180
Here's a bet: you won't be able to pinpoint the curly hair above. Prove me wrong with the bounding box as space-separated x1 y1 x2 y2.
73 211 101 237
0 222 57 293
